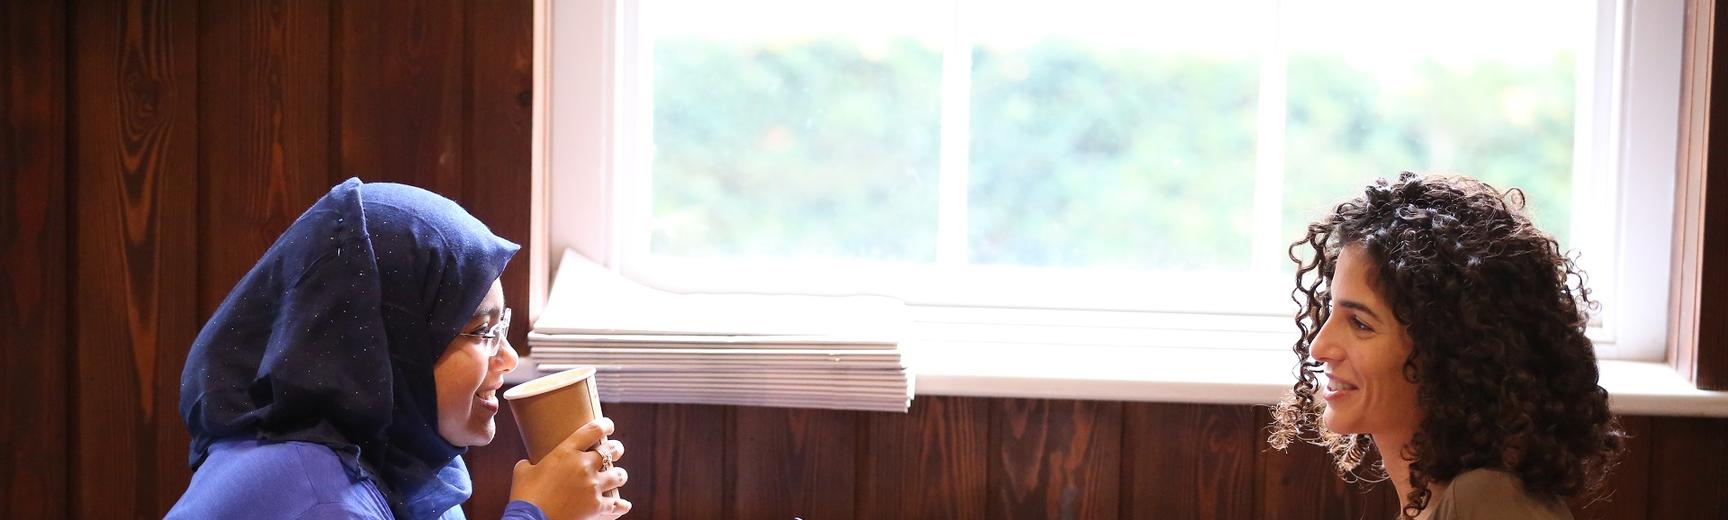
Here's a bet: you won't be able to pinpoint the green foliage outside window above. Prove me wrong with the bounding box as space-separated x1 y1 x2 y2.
649 37 1574 269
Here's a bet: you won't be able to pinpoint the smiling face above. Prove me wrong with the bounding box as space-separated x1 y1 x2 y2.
434 279 519 447
1312 245 1423 438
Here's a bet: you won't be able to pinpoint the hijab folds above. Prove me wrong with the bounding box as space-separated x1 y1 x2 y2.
179 178 519 518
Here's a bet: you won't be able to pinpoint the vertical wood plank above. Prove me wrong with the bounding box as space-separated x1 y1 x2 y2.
858 396 990 520
1568 415 1650 520
463 0 535 353
196 0 332 316
334 0 466 196
1647 416 1728 518
733 406 858 519
1121 403 1257 519
1 0 69 516
639 403 727 519
1256 409 1398 520
71 0 200 516
1693 0 1728 391
987 399 1122 520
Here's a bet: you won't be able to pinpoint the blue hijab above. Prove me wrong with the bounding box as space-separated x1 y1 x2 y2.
179 178 519 519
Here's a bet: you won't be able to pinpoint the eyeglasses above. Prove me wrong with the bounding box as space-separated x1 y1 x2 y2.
457 307 512 357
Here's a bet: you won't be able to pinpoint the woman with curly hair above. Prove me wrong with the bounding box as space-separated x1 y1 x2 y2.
1268 172 1624 519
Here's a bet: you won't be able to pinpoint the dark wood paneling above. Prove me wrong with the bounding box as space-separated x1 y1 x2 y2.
1568 416 1651 520
1 0 69 516
642 403 727 519
733 407 859 519
70 0 199 517
14 0 1728 518
1695 0 1728 392
1648 416 1728 518
1257 409 1399 520
195 0 332 316
462 0 535 353
858 396 990 520
334 0 466 195
988 399 1122 520
1122 403 1258 519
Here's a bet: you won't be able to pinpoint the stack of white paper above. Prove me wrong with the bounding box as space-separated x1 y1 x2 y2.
526 249 913 412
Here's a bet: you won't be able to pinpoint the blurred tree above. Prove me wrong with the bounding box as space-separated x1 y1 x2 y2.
649 37 1576 270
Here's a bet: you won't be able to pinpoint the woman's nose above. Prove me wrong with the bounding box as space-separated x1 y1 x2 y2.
1310 315 1343 363
494 338 520 373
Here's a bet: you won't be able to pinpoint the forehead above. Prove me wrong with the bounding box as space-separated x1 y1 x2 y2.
1330 245 1388 305
467 280 506 321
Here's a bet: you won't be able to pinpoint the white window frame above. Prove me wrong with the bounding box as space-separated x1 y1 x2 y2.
530 0 1728 415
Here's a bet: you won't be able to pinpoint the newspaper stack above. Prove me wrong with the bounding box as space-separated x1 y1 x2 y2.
526 249 913 412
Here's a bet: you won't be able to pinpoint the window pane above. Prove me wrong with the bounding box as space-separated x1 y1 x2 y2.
969 0 1264 270
1282 0 1583 243
647 0 944 261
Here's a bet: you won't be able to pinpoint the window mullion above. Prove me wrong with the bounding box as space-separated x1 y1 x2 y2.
935 0 973 266
1249 0 1289 274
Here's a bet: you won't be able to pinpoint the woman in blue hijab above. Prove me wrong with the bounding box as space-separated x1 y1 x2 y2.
168 179 630 519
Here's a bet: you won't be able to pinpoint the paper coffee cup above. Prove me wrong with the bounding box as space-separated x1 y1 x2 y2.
502 367 605 465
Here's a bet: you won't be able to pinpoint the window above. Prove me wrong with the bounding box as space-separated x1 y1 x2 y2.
545 0 1682 360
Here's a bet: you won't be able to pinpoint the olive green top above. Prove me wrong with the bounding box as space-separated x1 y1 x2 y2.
1426 469 1572 520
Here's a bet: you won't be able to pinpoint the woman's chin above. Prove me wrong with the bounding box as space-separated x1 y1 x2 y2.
440 421 497 447
1321 409 1362 434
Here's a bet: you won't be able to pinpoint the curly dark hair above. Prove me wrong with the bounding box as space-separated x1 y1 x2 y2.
1266 172 1624 519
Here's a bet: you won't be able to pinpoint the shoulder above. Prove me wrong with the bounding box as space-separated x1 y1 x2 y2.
1429 469 1573 520
167 439 393 520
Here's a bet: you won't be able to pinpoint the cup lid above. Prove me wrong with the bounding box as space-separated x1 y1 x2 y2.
501 366 597 400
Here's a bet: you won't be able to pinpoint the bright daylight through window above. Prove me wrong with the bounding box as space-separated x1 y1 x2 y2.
565 0 1676 360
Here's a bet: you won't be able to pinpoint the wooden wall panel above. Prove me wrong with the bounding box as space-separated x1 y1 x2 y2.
1694 0 1728 391
462 0 535 352
1257 409 1399 519
858 396 990 520
334 0 467 195
1568 415 1651 520
195 0 332 316
988 399 1122 520
70 0 200 517
1121 403 1258 519
1648 416 1728 518
733 407 859 519
11 0 1728 518
1 0 69 516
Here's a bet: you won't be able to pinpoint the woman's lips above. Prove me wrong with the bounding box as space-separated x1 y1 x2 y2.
1322 375 1359 401
475 388 500 412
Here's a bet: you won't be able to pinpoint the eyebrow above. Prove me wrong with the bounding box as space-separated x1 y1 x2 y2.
470 303 503 322
1334 299 1382 322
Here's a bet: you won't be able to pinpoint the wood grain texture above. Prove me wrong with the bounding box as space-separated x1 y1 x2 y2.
733 406 859 519
1121 403 1258 520
1256 409 1399 520
1696 0 1728 391
1 0 69 516
334 0 466 195
462 0 535 354
641 403 726 519
987 399 1122 520
1568 415 1651 520
858 396 990 520
1647 416 1728 518
195 0 331 317
71 0 199 516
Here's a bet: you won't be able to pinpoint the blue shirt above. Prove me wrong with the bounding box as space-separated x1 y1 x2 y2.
167 439 546 520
